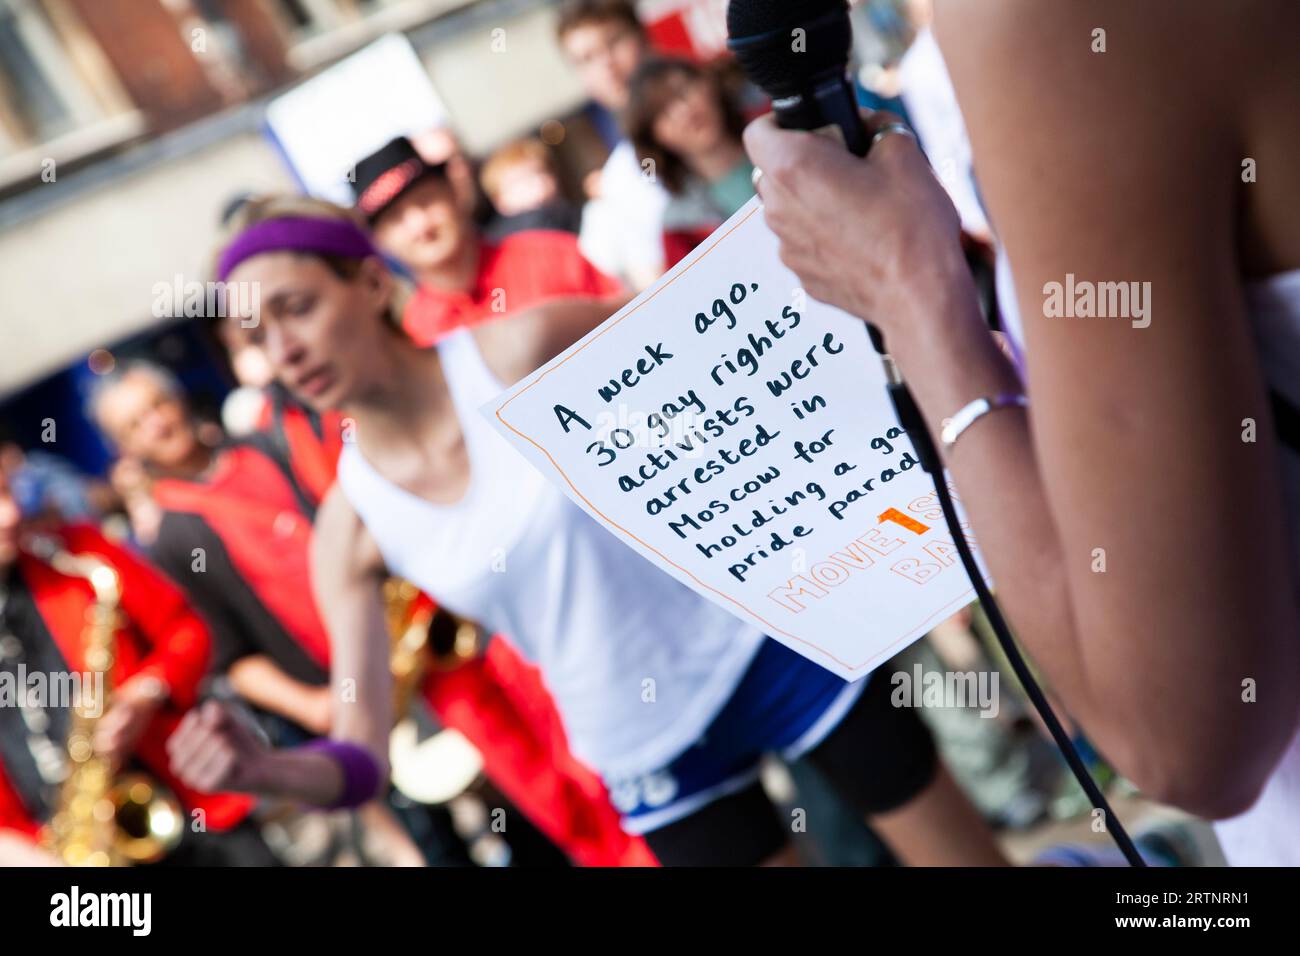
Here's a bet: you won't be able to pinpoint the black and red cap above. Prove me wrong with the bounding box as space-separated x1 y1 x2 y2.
351 136 448 221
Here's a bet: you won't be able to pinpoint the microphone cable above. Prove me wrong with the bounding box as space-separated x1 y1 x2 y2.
882 368 1147 867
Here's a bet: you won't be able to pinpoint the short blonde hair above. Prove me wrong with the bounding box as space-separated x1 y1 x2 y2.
479 139 555 204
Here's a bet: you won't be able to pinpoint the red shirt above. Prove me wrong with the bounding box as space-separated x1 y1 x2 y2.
402 230 623 346
152 445 333 670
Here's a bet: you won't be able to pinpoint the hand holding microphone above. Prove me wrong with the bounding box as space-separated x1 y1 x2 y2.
727 0 973 364
744 108 973 358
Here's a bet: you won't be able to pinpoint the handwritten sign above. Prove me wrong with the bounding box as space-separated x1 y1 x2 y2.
484 198 979 681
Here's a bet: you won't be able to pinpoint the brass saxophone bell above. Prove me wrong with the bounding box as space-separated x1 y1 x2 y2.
110 773 184 863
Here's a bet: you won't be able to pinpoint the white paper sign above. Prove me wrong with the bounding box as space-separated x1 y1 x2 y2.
484 198 978 680
265 34 448 205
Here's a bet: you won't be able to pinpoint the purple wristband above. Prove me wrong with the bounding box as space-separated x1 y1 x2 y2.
300 739 383 809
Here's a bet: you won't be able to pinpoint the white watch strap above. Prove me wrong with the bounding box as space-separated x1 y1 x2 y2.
941 393 1028 449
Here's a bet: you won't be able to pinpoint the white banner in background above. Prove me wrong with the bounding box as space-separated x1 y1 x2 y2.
264 34 448 204
485 198 979 680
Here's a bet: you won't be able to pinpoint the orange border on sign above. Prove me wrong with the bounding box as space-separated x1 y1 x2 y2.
494 205 971 672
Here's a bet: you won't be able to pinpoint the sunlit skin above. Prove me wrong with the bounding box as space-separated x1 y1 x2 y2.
0 469 20 571
560 20 647 112
491 158 560 216
743 0 1300 819
225 253 406 417
95 371 208 475
368 176 479 291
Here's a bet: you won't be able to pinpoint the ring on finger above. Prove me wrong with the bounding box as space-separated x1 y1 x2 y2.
869 122 916 150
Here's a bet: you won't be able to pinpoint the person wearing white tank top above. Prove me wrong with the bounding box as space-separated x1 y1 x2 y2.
745 1 1300 865
168 186 1011 867
336 328 768 781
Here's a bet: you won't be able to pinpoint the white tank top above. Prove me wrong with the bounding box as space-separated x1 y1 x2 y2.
336 330 765 780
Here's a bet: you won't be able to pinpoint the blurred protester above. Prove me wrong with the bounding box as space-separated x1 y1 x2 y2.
167 195 1009 867
410 125 488 225
88 363 215 549
479 138 581 242
90 360 643 865
626 57 755 267
353 136 623 345
556 0 668 291
225 193 652 868
91 362 453 866
0 467 267 866
105 330 650 868
91 364 336 741
744 0 1300 864
0 439 118 526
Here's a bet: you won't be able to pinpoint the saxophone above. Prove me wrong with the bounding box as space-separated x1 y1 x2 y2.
29 537 184 866
383 578 481 719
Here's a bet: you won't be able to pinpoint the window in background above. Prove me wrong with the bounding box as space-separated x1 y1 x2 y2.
274 0 468 72
0 0 134 158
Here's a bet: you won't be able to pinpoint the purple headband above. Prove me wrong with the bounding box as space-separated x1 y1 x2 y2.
217 216 380 282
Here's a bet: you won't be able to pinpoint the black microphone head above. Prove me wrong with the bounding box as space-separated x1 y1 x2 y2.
726 0 853 98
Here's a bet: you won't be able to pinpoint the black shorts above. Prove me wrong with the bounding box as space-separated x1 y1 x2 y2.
640 666 938 867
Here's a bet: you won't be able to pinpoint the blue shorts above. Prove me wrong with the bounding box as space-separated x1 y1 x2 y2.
607 638 866 835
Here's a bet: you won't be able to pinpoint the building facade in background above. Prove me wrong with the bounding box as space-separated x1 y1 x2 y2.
0 0 726 468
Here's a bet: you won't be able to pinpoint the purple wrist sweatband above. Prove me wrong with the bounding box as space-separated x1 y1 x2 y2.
301 739 383 809
217 216 380 282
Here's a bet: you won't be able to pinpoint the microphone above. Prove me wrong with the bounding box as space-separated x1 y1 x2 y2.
727 0 870 156
728 0 928 466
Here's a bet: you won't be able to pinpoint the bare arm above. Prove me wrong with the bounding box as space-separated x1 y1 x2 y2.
168 489 392 805
474 293 633 385
744 0 1300 817
310 484 393 778
935 0 1300 815
228 655 332 735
